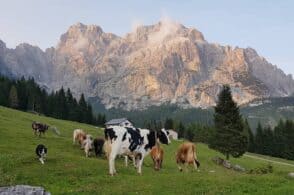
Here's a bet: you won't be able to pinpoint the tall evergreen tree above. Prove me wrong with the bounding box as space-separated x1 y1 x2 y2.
283 120 294 159
263 126 274 156
244 119 255 152
164 118 174 129
186 127 194 141
177 122 185 139
9 85 19 108
254 122 265 154
209 85 248 160
78 94 87 122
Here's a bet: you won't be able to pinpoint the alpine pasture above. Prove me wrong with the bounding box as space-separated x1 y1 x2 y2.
0 106 293 194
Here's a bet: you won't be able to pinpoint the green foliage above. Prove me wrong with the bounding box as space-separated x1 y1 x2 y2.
89 98 214 127
252 120 294 160
0 75 105 126
8 85 18 108
247 164 273 174
164 118 174 129
245 119 255 153
177 121 185 139
210 85 248 160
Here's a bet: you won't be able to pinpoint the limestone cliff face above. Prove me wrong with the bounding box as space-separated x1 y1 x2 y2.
0 21 293 110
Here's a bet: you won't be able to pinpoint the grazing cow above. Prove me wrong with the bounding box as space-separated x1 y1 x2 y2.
104 126 170 175
150 143 164 171
166 129 178 140
94 137 105 157
73 129 87 148
32 121 49 137
83 134 94 157
176 142 200 172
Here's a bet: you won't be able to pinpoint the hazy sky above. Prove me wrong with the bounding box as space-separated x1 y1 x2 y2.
0 0 293 75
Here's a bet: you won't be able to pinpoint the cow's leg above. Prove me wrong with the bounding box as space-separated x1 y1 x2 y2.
124 156 128 167
85 148 88 157
109 154 117 176
132 155 137 168
80 141 85 149
152 158 156 170
193 160 198 170
176 159 183 171
136 153 144 174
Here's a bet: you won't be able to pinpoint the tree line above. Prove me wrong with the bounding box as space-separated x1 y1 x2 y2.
248 119 294 160
142 117 215 147
0 76 106 126
162 85 294 161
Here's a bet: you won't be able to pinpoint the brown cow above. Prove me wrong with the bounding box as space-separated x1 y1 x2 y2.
32 121 49 137
73 129 87 148
176 142 200 172
150 143 164 171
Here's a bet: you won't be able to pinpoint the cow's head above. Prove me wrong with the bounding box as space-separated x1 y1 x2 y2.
158 128 171 145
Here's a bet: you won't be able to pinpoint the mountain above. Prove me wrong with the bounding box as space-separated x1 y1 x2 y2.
1 20 294 110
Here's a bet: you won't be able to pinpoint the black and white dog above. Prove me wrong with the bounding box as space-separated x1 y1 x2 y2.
35 144 47 164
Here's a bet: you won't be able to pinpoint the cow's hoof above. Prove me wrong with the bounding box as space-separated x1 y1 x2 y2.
179 168 183 172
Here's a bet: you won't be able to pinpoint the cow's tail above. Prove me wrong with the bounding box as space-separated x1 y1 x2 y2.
50 126 60 135
192 144 200 168
103 128 112 159
103 139 112 159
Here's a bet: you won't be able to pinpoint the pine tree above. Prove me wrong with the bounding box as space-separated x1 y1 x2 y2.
245 119 255 152
254 122 265 154
9 85 18 108
263 126 274 156
78 94 88 122
186 126 194 141
177 122 185 139
164 118 174 129
283 120 294 159
209 85 248 160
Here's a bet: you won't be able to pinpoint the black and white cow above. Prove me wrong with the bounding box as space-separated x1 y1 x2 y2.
104 126 170 175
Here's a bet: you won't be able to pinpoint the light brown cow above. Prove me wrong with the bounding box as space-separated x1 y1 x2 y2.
176 142 200 171
83 134 94 157
73 129 86 148
150 143 164 171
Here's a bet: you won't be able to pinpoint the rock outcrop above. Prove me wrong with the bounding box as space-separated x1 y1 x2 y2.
0 20 293 110
0 185 50 195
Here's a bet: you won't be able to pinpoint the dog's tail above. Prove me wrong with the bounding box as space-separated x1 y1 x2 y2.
50 126 60 135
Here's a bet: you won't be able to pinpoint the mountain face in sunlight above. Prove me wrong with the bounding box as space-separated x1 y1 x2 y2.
0 21 293 110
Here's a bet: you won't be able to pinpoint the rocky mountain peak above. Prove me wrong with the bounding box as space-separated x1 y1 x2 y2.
127 19 205 45
0 21 293 110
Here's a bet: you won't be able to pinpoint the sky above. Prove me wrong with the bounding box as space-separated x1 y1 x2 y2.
0 0 293 75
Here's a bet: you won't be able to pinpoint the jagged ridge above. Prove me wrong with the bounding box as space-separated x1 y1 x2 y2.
0 20 293 110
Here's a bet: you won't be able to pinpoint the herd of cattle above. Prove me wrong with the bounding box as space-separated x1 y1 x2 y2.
32 121 200 176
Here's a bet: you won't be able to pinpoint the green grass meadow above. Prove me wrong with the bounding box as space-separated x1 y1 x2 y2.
0 106 294 194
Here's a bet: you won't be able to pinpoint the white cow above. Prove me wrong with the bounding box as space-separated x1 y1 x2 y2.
104 126 170 175
166 129 178 140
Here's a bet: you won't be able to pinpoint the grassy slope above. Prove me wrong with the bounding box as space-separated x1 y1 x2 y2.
0 106 294 194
